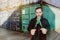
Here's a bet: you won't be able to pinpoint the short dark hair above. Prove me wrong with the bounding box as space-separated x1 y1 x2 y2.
35 7 43 11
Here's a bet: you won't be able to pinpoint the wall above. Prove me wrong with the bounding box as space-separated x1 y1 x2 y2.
48 5 60 33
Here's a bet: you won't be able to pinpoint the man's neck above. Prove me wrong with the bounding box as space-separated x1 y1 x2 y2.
37 17 41 20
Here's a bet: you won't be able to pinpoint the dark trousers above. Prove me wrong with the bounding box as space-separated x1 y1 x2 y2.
31 30 46 40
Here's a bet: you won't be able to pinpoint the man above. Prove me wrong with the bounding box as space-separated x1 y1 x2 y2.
28 7 50 40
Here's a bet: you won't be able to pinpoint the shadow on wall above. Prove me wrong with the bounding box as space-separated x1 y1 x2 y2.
43 5 55 31
2 8 21 31
2 20 8 29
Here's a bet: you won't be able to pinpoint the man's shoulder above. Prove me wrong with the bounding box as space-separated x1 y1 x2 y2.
42 17 48 21
30 18 36 22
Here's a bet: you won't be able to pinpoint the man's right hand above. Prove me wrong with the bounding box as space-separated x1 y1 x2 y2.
31 29 36 35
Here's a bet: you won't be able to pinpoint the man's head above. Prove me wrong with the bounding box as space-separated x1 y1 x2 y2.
35 7 43 18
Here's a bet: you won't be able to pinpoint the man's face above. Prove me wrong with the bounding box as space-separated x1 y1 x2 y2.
36 8 43 18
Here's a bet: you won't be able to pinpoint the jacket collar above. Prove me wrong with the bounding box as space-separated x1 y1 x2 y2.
35 16 43 21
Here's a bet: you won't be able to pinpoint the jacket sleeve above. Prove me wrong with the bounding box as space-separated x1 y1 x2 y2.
43 19 50 33
28 20 32 33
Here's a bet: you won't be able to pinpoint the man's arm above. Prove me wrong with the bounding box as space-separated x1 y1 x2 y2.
41 19 50 34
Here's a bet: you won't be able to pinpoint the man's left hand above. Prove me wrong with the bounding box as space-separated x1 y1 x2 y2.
40 28 47 34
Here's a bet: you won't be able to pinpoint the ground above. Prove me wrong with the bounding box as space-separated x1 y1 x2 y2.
0 28 60 40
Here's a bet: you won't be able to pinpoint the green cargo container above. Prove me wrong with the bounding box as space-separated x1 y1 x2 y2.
22 6 30 33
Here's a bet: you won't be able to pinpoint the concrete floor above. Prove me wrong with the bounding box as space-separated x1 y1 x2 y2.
47 31 60 40
0 28 60 40
0 28 30 40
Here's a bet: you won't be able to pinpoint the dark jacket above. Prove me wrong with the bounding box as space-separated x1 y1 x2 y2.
28 16 50 40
